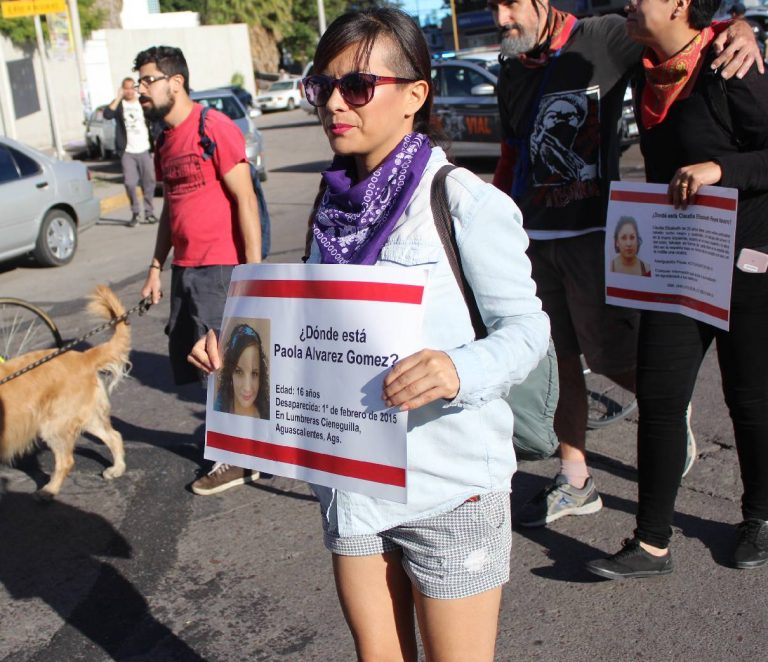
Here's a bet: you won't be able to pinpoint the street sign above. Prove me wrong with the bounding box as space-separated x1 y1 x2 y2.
1 0 66 18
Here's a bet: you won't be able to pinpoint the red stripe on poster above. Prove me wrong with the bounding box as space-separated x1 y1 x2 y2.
228 279 424 304
610 190 736 211
606 287 729 321
207 431 407 487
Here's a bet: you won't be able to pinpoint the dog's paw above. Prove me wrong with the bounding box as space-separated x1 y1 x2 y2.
33 489 56 502
103 464 126 480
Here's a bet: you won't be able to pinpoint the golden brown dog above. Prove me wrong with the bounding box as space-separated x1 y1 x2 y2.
0 285 130 499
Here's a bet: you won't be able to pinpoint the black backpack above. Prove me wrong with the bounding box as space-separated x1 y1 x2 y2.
157 106 271 259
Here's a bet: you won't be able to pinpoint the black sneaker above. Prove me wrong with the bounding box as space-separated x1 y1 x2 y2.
128 213 140 228
586 537 673 580
733 519 768 569
144 214 158 224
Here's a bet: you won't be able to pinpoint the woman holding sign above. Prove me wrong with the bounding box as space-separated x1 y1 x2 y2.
190 7 549 660
586 0 768 579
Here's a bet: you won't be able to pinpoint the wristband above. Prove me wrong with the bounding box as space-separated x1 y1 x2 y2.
149 264 162 271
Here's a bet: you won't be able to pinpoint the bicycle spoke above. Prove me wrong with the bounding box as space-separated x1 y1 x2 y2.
0 300 60 361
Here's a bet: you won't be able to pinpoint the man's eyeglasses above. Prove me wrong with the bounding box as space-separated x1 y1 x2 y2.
301 72 418 108
133 75 170 90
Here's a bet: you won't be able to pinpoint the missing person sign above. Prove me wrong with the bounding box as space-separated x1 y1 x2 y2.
204 263 427 503
605 181 738 330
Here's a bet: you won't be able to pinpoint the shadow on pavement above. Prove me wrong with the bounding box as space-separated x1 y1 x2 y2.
0 483 203 660
96 217 140 227
129 350 208 405
246 478 318 502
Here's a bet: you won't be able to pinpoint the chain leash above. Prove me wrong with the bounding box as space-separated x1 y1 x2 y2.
0 297 153 387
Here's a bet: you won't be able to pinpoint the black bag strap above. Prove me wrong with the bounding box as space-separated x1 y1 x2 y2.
430 164 488 340
198 106 217 160
154 106 216 159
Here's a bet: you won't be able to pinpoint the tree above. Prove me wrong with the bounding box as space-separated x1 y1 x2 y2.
203 0 291 37
158 0 203 11
281 0 347 66
348 0 402 9
0 0 105 46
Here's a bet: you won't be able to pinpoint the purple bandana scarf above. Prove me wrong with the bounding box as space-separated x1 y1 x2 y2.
313 132 433 265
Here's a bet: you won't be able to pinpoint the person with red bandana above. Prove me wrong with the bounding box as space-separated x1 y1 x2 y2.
585 0 768 579
487 0 761 528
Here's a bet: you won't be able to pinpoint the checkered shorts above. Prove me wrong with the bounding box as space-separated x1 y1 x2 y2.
323 492 512 600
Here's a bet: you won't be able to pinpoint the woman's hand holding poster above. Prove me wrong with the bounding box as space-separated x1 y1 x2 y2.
204 263 426 503
605 181 737 330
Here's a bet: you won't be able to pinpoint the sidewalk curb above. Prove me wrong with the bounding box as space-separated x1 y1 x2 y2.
100 192 130 215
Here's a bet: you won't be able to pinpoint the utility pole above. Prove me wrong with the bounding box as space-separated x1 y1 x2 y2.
317 0 326 37
34 14 65 157
0 43 17 138
449 0 460 51
67 0 91 118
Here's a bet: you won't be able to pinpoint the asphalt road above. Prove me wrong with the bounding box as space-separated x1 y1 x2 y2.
0 111 765 661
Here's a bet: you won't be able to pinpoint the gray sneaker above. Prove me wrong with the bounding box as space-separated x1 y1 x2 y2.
517 474 603 528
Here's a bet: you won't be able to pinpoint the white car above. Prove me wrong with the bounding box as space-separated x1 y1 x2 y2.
0 137 99 267
256 79 302 112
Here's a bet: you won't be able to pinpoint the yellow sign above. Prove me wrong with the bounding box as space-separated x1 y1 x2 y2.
1 0 67 18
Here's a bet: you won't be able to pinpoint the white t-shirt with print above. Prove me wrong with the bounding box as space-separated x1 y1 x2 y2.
122 99 150 154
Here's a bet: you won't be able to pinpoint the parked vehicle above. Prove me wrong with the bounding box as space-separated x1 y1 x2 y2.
298 62 318 119
620 85 640 153
0 137 99 267
227 85 255 109
256 78 303 112
431 56 639 159
190 88 267 181
84 105 116 160
431 58 501 158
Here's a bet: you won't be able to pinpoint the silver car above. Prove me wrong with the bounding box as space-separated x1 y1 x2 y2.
0 137 100 267
190 88 267 181
84 105 117 160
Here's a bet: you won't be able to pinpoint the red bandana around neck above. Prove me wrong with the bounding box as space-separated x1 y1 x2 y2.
518 9 577 68
640 27 715 129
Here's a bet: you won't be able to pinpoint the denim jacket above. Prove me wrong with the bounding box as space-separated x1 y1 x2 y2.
310 148 550 536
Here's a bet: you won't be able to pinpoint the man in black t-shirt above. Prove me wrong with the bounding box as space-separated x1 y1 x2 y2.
487 0 761 530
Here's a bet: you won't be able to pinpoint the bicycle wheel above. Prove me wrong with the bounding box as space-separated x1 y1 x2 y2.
583 361 638 429
0 298 63 362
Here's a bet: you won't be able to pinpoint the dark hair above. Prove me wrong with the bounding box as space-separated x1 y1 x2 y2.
614 216 642 252
133 46 190 94
121 77 135 87
303 8 447 255
689 0 721 29
312 7 436 140
217 324 269 417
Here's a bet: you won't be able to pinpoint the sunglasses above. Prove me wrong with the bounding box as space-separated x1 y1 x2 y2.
301 72 418 108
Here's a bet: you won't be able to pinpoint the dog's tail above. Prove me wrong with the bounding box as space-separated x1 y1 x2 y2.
86 285 131 394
